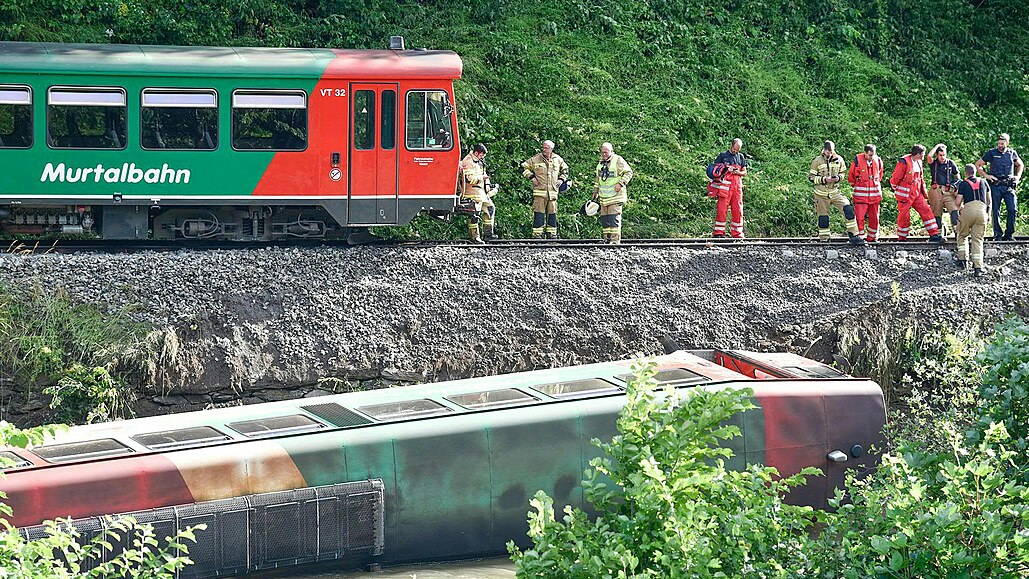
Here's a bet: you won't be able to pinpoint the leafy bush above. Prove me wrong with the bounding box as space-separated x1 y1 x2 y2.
44 364 137 424
508 361 819 577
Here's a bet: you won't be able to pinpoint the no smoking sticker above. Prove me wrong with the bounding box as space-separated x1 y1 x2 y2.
329 168 342 181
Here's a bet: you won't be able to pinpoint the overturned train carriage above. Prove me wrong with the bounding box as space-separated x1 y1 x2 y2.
0 350 886 576
0 40 462 240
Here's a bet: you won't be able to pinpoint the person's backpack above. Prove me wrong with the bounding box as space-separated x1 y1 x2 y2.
706 162 728 181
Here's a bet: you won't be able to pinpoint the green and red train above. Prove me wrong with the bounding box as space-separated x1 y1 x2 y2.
0 39 462 240
0 350 886 577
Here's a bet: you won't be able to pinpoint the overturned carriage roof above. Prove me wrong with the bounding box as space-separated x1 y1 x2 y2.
0 41 463 80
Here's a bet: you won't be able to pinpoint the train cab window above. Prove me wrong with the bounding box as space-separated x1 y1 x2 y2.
357 399 453 422
782 365 845 379
446 388 539 410
47 87 127 150
227 414 325 438
32 438 133 463
141 89 218 150
615 368 709 387
380 90 396 150
531 378 620 399
405 90 453 150
231 89 307 151
132 426 231 450
353 90 376 150
0 86 32 149
0 450 33 470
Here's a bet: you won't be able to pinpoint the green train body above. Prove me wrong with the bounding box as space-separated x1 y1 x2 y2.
0 40 463 239
0 351 886 576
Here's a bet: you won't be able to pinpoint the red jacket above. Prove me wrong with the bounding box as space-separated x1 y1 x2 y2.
847 154 883 203
889 154 926 203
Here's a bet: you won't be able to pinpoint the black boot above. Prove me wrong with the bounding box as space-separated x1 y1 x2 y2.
848 233 866 246
928 234 944 243
955 259 967 270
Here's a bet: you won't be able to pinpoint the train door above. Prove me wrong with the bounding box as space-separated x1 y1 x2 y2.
348 83 399 224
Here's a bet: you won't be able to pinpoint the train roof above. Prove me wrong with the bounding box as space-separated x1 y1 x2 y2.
0 42 463 80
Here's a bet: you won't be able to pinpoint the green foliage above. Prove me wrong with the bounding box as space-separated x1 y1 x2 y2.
44 364 137 424
508 361 819 577
0 421 203 578
1 0 1026 238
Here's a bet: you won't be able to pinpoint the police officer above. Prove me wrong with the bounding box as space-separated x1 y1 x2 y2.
954 163 992 276
975 133 1024 240
808 140 864 245
593 142 633 244
521 140 569 239
460 143 496 243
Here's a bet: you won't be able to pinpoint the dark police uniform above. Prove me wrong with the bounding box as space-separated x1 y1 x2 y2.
979 147 1021 239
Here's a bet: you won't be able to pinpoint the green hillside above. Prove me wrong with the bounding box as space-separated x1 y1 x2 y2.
3 0 1027 238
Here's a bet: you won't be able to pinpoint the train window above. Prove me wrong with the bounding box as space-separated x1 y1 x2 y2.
141 89 218 151
357 399 453 422
0 86 32 149
614 368 709 387
132 426 231 450
0 450 33 470
32 438 133 463
782 365 845 379
47 87 127 150
353 90 376 150
227 414 325 437
301 403 374 428
405 90 453 150
531 378 620 399
231 89 307 151
446 388 539 410
380 90 396 150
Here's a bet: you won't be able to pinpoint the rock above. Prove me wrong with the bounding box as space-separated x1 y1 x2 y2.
864 249 878 260
825 249 839 260
937 249 953 262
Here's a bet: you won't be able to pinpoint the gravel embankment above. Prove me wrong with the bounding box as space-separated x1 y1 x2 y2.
2 243 1027 419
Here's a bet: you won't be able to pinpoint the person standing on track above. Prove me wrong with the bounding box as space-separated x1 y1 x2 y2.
975 133 1023 241
889 144 944 243
927 143 961 237
459 143 496 244
848 144 884 242
521 140 570 239
592 142 633 244
808 140 864 245
954 163 992 276
711 138 747 238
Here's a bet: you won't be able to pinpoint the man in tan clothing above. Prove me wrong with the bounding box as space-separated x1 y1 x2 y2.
521 140 569 238
459 143 496 243
593 142 633 243
954 163 992 276
808 140 864 245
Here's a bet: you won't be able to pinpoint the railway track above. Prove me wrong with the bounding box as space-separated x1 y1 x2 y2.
5 236 1029 254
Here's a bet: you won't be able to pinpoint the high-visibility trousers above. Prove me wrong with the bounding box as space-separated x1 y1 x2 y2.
713 186 744 238
956 200 987 268
814 191 859 240
896 194 940 239
854 201 881 242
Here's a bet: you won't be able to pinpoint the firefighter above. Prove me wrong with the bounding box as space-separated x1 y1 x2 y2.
460 143 496 243
927 143 961 236
888 144 944 242
521 140 570 239
954 163 991 276
808 140 864 245
975 133 1023 241
711 138 747 238
593 142 633 243
847 144 884 242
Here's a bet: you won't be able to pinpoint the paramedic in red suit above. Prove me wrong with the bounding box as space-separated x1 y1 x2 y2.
847 144 884 242
888 144 944 243
712 138 747 238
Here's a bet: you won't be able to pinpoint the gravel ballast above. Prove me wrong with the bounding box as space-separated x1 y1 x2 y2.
1 243 1027 421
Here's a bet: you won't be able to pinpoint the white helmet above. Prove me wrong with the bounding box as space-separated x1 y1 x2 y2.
581 199 601 217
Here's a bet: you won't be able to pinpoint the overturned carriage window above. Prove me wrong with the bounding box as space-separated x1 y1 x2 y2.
357 399 453 422
531 378 620 399
33 438 133 463
353 90 376 150
47 87 127 150
132 426 231 450
141 89 218 150
380 90 396 150
405 90 453 150
446 388 539 410
0 86 32 149
231 89 307 151
782 365 845 379
0 451 33 470
227 414 325 438
615 368 708 387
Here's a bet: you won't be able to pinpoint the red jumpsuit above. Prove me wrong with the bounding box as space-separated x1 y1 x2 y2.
889 154 940 239
712 169 745 238
847 154 884 242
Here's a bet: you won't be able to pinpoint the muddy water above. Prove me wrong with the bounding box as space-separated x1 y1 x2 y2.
262 558 516 578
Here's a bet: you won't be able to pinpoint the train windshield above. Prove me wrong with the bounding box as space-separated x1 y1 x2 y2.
405 90 453 150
